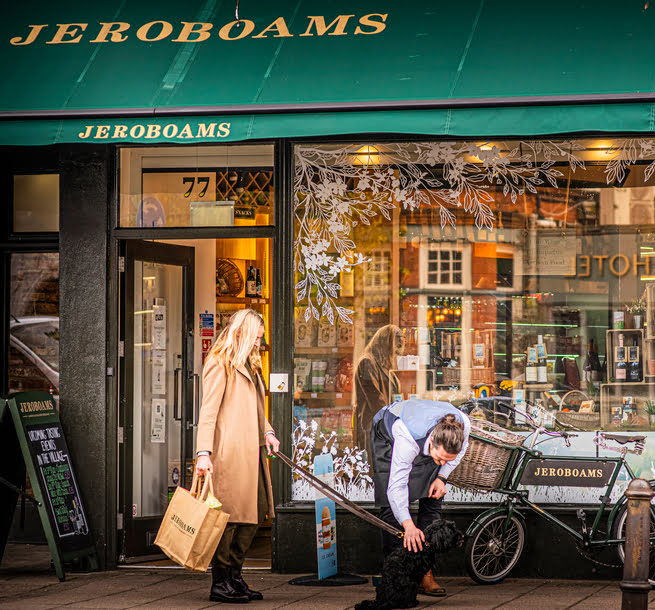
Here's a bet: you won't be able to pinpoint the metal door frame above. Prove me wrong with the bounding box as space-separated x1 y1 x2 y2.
118 239 195 560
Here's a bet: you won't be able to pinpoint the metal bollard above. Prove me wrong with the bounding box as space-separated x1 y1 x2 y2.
620 478 654 610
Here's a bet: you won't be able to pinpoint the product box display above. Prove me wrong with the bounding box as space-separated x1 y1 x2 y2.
295 315 318 348
294 358 312 392
317 317 337 347
311 360 327 392
336 319 354 347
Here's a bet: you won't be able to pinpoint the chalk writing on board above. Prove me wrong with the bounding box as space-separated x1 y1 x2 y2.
26 423 88 538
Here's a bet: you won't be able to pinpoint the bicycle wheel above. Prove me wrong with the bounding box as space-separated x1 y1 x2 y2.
612 501 655 584
465 511 526 584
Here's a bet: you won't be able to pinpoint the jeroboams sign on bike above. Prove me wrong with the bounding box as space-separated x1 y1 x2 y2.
520 459 615 487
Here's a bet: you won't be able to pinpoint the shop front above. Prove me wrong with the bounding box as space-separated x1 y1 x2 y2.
4 1 655 576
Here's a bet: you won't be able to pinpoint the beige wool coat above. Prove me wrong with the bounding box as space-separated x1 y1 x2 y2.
196 357 275 524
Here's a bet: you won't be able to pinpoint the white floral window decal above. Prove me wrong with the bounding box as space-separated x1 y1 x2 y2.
294 139 655 325
294 140 585 325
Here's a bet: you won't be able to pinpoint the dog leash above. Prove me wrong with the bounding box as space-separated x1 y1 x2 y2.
273 450 404 539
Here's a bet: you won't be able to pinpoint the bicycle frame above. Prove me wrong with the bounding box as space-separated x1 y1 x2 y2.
466 438 653 551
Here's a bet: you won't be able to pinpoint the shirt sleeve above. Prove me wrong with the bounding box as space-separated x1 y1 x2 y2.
387 419 420 525
437 412 471 480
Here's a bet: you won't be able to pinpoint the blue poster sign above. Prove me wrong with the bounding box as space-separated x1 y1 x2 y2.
314 453 337 580
199 311 214 331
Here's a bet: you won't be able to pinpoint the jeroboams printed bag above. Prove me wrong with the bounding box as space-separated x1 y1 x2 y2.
154 474 229 572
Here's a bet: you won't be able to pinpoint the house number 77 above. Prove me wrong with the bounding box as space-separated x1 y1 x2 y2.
182 177 210 198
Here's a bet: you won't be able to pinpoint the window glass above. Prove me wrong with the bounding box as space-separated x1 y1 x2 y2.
120 145 274 227
9 253 60 407
13 174 59 232
292 139 655 502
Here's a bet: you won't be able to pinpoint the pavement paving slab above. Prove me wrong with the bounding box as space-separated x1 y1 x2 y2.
498 580 613 609
64 575 205 609
0 543 650 610
0 572 173 609
436 579 545 608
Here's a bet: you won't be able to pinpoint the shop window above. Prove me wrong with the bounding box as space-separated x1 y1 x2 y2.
13 174 59 232
119 145 274 227
292 138 655 503
8 253 60 407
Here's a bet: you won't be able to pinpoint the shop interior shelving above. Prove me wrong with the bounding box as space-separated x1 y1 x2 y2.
600 328 655 428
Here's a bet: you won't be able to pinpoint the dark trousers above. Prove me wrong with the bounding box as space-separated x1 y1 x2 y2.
213 449 268 570
379 497 442 558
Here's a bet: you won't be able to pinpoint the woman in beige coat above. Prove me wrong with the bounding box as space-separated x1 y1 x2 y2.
195 309 279 603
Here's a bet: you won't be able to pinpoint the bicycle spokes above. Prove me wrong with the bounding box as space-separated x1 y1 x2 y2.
466 513 526 584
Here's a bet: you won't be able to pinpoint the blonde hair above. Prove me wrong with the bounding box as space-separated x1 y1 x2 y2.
430 414 464 454
206 309 264 375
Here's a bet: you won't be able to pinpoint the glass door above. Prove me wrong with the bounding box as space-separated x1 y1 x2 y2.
120 240 195 559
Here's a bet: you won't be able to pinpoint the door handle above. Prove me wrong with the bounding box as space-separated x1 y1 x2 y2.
186 374 200 430
173 367 182 421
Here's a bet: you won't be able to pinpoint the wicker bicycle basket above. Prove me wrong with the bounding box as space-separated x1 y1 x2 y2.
448 419 525 491
554 410 601 431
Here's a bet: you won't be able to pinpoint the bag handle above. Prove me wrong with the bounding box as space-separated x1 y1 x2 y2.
190 471 214 501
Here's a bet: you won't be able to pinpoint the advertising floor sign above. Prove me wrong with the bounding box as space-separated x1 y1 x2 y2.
313 453 337 580
0 392 98 581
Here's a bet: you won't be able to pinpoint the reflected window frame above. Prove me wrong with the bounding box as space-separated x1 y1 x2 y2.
12 173 60 234
420 241 471 290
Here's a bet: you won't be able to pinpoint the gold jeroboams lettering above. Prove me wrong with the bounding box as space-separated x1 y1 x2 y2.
10 14 388 45
77 122 231 140
533 466 602 478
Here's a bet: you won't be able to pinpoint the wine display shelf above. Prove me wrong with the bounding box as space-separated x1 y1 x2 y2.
216 296 268 304
297 392 352 399
605 329 644 385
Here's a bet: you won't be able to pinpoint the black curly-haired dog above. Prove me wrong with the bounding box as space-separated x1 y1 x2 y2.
355 520 463 610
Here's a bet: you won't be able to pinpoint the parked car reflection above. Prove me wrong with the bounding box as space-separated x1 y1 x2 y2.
9 315 59 406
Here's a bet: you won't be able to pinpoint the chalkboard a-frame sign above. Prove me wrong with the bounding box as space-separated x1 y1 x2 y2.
0 392 98 581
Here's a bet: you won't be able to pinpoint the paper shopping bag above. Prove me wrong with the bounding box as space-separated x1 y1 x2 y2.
154 474 229 572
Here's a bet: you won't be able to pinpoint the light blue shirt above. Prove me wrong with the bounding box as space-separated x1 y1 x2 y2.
387 402 470 524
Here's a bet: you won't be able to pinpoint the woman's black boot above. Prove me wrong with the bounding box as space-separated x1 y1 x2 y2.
230 567 264 601
210 563 250 603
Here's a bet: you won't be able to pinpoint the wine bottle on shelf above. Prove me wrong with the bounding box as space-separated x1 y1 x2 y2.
245 265 256 298
583 340 593 383
255 268 263 298
537 335 547 383
629 336 641 382
615 333 627 382
598 348 606 384
592 340 602 384
453 332 461 365
408 383 418 399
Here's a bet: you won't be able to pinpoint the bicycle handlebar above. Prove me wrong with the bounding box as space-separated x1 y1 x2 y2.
497 403 579 447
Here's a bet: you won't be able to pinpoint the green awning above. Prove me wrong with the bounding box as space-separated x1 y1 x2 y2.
3 1 655 144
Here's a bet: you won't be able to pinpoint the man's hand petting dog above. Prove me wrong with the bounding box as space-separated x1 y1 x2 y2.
428 477 447 499
402 520 424 552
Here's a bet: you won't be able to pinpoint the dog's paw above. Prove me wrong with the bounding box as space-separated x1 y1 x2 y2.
354 601 378 610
